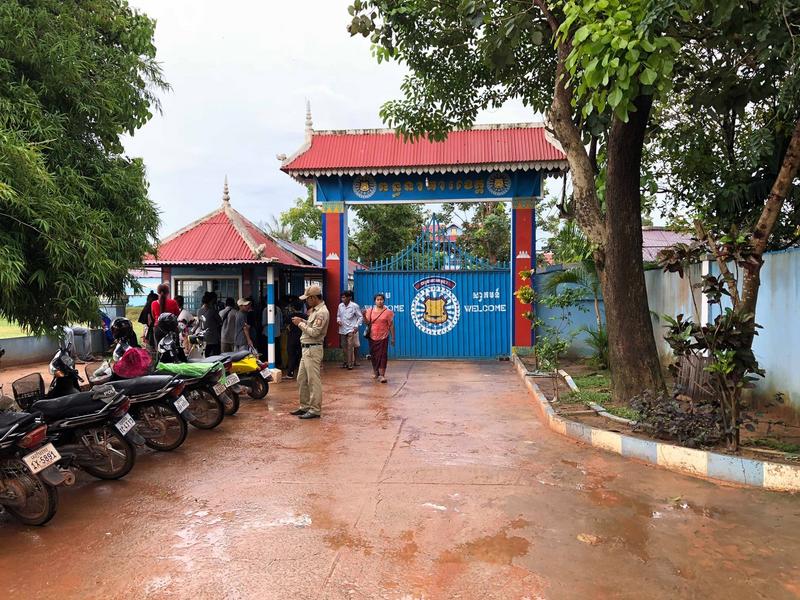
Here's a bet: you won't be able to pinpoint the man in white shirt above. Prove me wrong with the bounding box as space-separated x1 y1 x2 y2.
337 290 363 370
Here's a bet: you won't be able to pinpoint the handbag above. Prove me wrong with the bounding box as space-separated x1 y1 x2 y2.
364 308 387 341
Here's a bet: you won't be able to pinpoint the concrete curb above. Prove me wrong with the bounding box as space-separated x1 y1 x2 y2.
512 354 800 492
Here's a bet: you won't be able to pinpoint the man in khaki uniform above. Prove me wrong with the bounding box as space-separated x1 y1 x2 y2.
290 285 329 419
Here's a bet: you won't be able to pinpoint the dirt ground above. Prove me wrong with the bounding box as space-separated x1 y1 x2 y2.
1 360 799 599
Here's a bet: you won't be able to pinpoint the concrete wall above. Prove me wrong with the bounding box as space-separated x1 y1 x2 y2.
645 249 800 412
0 330 105 366
710 248 800 409
534 266 604 357
645 262 704 362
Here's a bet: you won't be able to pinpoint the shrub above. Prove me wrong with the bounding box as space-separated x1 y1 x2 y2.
631 390 722 448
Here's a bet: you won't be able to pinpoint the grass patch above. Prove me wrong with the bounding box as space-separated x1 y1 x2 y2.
0 318 28 339
567 389 612 405
605 406 640 421
571 372 611 391
125 306 146 340
567 369 640 421
743 438 800 455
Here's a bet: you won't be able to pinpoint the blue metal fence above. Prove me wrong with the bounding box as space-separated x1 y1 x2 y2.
353 216 511 360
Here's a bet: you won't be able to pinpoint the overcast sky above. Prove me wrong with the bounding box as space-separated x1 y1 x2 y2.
123 1 539 240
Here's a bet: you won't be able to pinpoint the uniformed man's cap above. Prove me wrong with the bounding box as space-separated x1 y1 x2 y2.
300 285 323 300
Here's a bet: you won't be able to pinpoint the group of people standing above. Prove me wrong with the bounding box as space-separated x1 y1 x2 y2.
136 282 395 423
137 283 256 356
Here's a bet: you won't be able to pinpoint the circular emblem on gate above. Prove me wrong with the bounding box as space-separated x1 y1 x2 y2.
411 277 461 336
487 171 512 196
352 175 377 199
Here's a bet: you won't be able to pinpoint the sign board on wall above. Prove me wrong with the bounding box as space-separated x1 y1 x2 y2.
315 170 541 204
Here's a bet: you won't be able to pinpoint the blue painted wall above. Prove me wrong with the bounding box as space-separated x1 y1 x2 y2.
534 266 604 357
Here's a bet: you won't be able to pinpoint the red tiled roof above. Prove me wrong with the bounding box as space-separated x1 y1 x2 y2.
281 124 567 177
144 203 303 266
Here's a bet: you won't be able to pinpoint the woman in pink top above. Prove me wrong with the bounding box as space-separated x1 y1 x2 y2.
365 293 395 383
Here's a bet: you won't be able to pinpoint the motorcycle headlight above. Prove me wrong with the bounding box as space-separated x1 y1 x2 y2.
62 354 74 368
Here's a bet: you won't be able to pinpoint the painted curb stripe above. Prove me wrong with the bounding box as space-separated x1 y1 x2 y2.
510 354 800 492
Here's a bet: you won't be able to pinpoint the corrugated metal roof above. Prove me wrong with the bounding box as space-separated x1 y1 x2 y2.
144 204 303 267
282 124 567 175
272 238 365 277
642 228 693 261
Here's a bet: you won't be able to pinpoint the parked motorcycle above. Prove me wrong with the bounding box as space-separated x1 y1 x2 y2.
88 369 194 452
155 315 229 428
0 347 18 411
0 412 71 525
19 330 194 453
13 383 143 480
188 334 270 400
186 332 247 413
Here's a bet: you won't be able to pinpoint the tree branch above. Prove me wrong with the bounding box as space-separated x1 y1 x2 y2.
694 220 740 307
751 118 800 256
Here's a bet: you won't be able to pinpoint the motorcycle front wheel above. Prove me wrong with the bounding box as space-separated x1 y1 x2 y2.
78 426 136 480
186 387 224 430
0 465 59 526
134 403 188 452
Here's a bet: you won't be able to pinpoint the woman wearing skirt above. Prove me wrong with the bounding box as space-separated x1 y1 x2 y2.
365 293 395 383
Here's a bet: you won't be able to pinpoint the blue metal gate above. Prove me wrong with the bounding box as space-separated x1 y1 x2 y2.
354 217 511 360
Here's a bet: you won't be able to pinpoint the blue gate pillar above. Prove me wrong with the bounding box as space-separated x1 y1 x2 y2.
321 201 347 348
512 197 535 350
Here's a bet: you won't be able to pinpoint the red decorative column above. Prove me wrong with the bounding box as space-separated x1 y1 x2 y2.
511 197 535 350
321 202 347 348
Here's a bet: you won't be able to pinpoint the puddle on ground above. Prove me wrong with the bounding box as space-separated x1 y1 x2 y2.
439 530 530 566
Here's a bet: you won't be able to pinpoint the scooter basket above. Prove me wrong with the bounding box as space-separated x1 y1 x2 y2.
11 373 45 409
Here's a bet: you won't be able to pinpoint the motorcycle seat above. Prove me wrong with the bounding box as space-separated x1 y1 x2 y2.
221 350 251 362
0 412 37 438
30 392 109 421
108 375 175 396
187 355 223 364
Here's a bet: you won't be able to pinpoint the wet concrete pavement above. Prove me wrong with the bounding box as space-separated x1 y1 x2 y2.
1 361 799 599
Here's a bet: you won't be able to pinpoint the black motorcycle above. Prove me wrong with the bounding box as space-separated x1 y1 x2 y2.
157 330 230 428
89 370 194 452
14 384 144 481
0 412 71 525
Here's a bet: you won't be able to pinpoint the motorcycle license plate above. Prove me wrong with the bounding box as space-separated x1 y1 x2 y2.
213 382 226 396
174 395 190 414
226 373 240 386
115 413 136 436
22 443 61 475
260 368 272 380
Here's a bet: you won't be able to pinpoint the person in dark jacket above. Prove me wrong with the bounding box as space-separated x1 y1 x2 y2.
138 290 158 349
196 292 222 357
285 300 305 379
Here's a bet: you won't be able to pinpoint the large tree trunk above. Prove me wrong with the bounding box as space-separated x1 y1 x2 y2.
542 7 665 402
601 95 666 402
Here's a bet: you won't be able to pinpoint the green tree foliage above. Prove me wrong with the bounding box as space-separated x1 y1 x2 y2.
0 0 166 334
441 202 510 263
279 185 322 243
349 204 427 264
646 0 800 248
